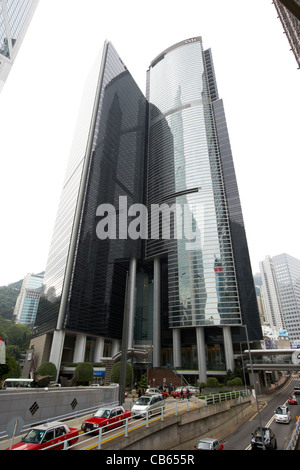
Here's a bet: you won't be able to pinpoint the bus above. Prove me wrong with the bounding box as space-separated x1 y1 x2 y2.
2 378 33 389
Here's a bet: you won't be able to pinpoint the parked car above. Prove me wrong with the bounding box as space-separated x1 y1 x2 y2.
274 405 291 424
170 387 194 398
293 387 300 395
81 405 131 433
6 421 79 450
145 388 168 398
194 438 224 450
288 394 298 405
131 394 165 417
251 427 277 450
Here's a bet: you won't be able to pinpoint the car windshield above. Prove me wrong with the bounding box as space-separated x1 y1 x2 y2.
21 429 45 444
136 397 151 405
197 441 213 449
254 428 270 438
94 409 110 418
276 407 286 415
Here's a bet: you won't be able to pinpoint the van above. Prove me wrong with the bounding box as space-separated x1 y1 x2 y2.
131 394 165 417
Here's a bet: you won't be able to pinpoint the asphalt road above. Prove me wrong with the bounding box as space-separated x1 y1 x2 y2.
223 376 299 450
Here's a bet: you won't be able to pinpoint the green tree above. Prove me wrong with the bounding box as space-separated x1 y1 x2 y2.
0 354 21 384
138 374 148 389
206 377 219 387
74 362 94 385
110 361 133 387
36 362 57 380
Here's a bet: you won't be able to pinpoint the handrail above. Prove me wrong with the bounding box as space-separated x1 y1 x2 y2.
287 416 300 450
41 389 250 450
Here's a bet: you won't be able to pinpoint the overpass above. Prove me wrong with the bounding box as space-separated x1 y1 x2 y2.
243 348 300 393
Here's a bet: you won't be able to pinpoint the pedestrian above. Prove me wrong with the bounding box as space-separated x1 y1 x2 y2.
186 388 190 400
180 387 184 400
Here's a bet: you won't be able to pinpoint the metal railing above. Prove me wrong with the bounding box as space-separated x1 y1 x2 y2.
56 389 251 450
287 416 300 450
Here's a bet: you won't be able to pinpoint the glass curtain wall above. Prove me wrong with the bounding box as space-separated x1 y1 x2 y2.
146 38 241 330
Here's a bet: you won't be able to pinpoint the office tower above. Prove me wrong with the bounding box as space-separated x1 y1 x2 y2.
272 253 300 345
14 272 43 325
0 0 39 92
32 41 147 370
273 0 300 68
32 38 262 382
260 255 285 333
146 38 262 380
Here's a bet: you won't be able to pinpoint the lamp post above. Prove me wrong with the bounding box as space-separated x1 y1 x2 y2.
241 323 265 449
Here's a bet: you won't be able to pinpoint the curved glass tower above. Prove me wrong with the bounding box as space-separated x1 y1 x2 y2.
146 38 261 377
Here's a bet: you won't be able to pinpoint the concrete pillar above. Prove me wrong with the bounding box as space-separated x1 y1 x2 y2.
153 257 161 368
196 327 207 383
49 330 65 381
94 337 105 362
73 333 86 363
111 340 120 357
223 326 235 372
172 329 182 368
127 257 137 350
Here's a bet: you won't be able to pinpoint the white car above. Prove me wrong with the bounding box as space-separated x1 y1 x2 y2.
274 405 291 424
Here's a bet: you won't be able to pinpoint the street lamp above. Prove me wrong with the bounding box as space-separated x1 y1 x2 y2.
241 323 265 449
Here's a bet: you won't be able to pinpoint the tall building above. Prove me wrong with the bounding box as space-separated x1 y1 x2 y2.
0 0 39 92
273 0 300 68
273 253 300 345
260 253 300 345
146 38 262 380
260 255 285 333
14 272 43 325
31 38 262 382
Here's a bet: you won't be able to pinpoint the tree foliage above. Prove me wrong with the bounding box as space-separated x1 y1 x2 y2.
74 362 94 385
37 362 57 380
110 361 133 386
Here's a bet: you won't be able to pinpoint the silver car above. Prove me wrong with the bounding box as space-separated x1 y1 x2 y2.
274 405 291 424
131 394 165 417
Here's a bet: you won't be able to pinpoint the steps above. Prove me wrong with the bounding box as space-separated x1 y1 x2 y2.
147 369 183 388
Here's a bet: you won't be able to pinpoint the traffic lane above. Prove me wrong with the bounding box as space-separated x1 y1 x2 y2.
224 377 297 450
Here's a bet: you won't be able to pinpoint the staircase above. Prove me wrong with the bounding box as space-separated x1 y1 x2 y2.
147 369 184 388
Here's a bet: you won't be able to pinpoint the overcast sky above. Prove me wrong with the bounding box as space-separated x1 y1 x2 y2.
0 0 299 287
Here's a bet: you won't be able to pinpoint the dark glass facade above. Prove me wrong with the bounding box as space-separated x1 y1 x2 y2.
32 37 262 375
34 42 147 343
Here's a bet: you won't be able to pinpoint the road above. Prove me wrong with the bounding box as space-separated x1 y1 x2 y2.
223 377 299 450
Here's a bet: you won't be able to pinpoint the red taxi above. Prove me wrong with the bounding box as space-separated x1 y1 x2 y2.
6 421 79 450
81 405 131 433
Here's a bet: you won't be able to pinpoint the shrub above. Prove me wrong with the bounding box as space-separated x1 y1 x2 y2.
74 362 94 385
206 377 219 387
36 362 57 380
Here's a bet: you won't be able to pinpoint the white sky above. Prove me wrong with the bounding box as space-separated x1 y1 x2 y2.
0 0 299 287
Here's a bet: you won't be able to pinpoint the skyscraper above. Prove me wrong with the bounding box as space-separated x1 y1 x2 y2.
273 0 300 68
146 38 262 380
0 0 39 92
260 255 285 333
13 272 44 325
31 37 262 382
260 253 300 345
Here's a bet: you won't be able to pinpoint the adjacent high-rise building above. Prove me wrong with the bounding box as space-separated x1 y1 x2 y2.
260 253 300 345
273 253 300 345
14 272 44 325
273 0 300 68
0 0 39 92
31 38 262 382
260 255 285 333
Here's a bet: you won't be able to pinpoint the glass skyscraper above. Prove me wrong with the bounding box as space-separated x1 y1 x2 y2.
0 0 39 92
13 272 43 325
31 37 262 382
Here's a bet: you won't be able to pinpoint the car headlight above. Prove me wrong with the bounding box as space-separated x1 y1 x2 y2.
93 423 99 428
